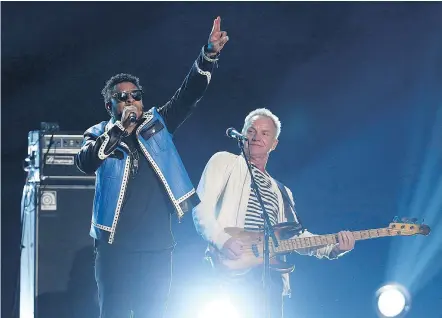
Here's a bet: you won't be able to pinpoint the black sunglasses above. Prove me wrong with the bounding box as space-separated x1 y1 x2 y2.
112 89 143 102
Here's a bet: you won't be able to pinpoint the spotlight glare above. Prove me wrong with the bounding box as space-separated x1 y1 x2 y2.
197 297 240 318
376 284 410 317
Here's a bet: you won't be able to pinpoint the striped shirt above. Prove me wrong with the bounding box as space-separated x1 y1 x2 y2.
244 164 279 232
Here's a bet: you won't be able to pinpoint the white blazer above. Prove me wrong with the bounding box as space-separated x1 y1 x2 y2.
192 151 338 296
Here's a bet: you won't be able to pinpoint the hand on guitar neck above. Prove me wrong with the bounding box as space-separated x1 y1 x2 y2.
221 237 245 260
333 231 356 254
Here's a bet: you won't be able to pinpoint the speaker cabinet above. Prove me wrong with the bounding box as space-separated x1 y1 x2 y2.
20 184 99 318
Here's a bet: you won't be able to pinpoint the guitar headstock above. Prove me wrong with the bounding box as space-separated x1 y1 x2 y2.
389 217 431 236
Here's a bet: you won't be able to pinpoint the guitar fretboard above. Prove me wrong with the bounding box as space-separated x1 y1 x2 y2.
274 227 409 253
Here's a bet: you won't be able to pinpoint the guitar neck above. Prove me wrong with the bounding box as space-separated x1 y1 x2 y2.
275 227 398 253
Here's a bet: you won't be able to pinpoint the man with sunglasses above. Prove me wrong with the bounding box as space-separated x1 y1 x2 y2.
75 17 228 318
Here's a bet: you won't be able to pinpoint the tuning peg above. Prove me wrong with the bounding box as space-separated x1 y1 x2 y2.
399 217 418 224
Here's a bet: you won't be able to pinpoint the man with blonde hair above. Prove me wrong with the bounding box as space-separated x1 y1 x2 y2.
193 108 356 318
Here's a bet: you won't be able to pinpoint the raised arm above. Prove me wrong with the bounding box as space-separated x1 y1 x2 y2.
158 16 229 134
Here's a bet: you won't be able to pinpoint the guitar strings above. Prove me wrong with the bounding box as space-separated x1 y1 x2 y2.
226 229 413 255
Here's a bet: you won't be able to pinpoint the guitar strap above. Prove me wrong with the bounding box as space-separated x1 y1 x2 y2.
274 179 304 231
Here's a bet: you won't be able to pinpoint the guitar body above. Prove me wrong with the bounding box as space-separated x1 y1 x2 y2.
207 222 302 276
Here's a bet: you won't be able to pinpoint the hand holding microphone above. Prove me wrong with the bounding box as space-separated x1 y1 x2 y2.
121 106 139 132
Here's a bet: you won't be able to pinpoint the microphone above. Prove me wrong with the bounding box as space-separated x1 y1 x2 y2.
226 127 248 141
129 112 137 123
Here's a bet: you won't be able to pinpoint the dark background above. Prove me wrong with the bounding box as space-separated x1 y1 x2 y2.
2 2 442 318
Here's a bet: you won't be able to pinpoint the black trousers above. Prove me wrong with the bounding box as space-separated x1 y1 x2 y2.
217 268 284 318
94 243 173 318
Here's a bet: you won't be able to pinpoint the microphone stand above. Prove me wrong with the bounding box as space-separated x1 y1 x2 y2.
237 138 279 318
